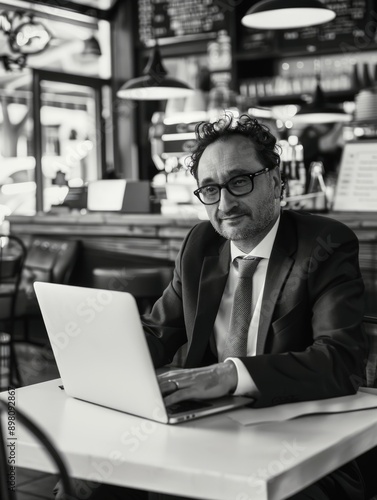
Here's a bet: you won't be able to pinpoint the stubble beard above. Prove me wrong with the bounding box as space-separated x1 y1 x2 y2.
212 194 277 243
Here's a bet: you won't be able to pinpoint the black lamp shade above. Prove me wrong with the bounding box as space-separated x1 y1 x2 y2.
294 80 351 123
117 45 194 101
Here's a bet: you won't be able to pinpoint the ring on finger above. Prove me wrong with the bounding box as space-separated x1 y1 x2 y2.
168 379 180 391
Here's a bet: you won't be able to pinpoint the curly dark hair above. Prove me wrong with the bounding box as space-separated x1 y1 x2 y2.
187 113 281 180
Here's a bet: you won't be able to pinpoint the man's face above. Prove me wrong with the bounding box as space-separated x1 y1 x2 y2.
197 135 281 252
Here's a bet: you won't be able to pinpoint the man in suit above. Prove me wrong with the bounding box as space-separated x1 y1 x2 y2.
143 113 367 499
55 114 367 499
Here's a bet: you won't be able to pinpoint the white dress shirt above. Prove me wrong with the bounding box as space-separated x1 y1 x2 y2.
214 216 280 396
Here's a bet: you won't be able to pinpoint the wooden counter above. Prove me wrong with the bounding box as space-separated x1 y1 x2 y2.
7 211 377 315
7 213 198 286
7 212 197 257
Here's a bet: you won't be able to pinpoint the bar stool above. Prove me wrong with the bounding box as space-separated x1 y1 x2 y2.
92 267 173 314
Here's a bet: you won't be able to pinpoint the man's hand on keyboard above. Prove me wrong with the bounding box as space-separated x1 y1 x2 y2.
157 362 238 406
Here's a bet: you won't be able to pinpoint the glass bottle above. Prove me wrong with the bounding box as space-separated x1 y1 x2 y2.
279 140 290 199
307 161 327 211
295 145 306 195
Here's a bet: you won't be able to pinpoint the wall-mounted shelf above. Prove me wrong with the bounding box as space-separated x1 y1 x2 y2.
239 84 357 107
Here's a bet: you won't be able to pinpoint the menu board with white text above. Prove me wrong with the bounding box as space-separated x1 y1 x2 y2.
278 0 374 54
138 0 228 46
333 141 377 212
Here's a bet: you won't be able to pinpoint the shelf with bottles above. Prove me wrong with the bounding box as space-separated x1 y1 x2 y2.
236 53 377 109
279 140 305 194
283 191 329 213
279 138 330 213
238 74 357 108
239 84 356 108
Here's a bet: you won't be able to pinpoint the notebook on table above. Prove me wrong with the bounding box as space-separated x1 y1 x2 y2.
34 282 252 424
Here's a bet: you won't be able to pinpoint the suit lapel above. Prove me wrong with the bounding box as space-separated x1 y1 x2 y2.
185 239 230 367
256 213 297 354
184 212 298 363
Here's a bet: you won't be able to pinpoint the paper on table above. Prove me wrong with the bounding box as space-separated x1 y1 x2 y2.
228 387 377 426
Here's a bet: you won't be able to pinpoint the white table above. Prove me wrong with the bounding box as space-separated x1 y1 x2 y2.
2 379 377 500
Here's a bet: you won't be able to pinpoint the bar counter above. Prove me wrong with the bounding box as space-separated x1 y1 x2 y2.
6 211 377 314
7 212 196 261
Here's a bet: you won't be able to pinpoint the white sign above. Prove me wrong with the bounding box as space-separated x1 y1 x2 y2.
333 141 377 212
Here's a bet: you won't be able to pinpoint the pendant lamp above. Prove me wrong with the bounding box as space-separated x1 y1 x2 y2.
117 42 194 100
293 78 351 124
241 0 336 30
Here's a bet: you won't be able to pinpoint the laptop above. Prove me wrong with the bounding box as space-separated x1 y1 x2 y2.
34 282 253 424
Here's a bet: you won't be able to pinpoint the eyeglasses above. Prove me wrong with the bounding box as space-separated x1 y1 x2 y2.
194 167 270 205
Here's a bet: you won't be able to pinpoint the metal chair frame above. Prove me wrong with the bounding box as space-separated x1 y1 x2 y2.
0 399 73 500
0 235 27 388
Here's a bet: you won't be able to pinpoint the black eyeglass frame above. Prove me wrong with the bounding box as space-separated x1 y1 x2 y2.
193 167 271 205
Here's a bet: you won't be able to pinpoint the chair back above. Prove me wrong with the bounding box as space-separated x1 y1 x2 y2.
92 266 173 314
363 315 377 389
0 235 26 330
23 238 78 284
16 238 78 316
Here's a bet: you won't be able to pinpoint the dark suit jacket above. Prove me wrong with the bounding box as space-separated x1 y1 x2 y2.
142 210 368 408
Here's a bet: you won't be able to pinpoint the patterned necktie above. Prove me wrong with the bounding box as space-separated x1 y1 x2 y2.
221 256 262 360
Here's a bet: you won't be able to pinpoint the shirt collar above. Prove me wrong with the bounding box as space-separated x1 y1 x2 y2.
230 215 280 262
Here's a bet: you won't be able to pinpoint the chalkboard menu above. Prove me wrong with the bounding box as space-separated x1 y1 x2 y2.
237 0 377 56
138 0 228 46
279 0 376 54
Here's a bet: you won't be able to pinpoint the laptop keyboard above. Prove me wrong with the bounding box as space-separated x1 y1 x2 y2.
167 399 213 415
